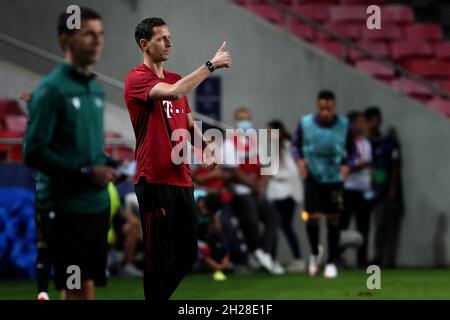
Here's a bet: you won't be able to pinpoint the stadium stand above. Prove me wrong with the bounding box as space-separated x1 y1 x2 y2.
233 0 450 117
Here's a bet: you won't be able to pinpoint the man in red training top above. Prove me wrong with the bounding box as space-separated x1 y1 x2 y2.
124 17 231 301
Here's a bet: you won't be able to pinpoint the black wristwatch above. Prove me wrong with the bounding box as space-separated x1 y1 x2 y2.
80 166 93 176
205 60 215 73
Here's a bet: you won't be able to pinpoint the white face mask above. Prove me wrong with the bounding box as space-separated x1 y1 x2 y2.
236 120 253 131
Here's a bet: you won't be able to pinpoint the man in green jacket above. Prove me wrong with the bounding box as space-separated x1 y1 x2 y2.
23 7 119 300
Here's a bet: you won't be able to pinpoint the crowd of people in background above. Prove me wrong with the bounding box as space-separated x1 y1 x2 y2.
170 89 404 281
109 89 404 282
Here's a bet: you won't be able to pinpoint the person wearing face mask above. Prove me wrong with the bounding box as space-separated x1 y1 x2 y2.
291 90 354 279
222 107 282 275
266 120 305 273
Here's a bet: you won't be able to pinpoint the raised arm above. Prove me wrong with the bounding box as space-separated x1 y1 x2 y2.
148 41 232 101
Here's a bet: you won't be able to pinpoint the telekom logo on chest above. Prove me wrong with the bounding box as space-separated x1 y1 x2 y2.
163 100 185 119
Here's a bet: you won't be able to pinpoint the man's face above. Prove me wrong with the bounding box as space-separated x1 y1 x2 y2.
144 25 172 62
317 98 336 123
352 115 366 135
63 19 104 66
367 115 382 132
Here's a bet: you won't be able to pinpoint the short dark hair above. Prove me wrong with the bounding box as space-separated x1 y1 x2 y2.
364 106 382 120
317 90 335 101
347 111 363 123
134 17 167 50
234 107 251 118
57 7 102 36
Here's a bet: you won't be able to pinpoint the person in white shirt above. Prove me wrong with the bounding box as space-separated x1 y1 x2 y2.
341 111 374 268
266 120 305 273
221 108 281 274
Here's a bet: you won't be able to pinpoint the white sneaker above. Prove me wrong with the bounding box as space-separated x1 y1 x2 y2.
323 263 338 279
121 263 144 277
308 255 319 277
286 259 306 273
270 261 285 275
37 292 49 300
254 249 274 272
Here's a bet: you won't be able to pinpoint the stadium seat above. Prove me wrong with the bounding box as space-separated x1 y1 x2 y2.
403 60 450 80
329 5 367 23
381 5 415 25
0 130 23 161
4 116 27 133
428 98 450 117
246 3 284 24
0 100 24 119
348 42 389 62
433 42 450 61
360 25 403 42
314 41 344 58
317 22 361 41
439 80 450 92
292 4 332 23
340 0 384 3
355 60 395 80
289 20 316 41
404 23 444 42
390 41 433 62
297 0 338 3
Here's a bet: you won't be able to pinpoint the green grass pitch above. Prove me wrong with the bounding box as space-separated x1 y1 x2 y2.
1 269 450 300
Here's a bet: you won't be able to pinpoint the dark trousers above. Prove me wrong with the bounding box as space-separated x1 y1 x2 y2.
135 180 198 301
271 197 301 259
372 199 403 268
341 190 374 267
231 193 279 255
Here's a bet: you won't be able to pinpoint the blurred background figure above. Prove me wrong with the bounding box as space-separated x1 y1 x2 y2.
108 162 143 278
193 191 230 281
222 107 282 275
341 111 374 269
266 119 305 273
364 107 404 268
292 90 353 279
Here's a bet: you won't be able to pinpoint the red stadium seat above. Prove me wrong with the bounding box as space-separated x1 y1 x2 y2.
356 60 395 80
360 25 403 42
247 3 284 24
433 42 450 61
340 0 384 3
390 78 433 101
297 0 338 3
428 98 450 117
314 41 344 58
349 42 389 62
404 60 450 80
292 4 332 23
0 100 24 119
290 20 316 41
0 130 23 161
233 0 266 5
329 5 367 23
381 5 415 25
4 115 27 133
318 22 361 41
404 23 444 43
439 80 450 92
390 41 433 61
